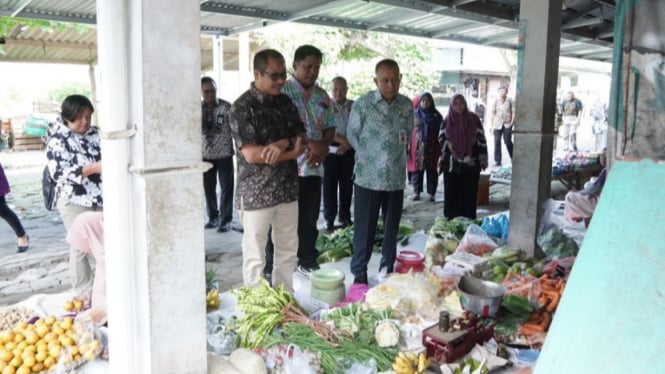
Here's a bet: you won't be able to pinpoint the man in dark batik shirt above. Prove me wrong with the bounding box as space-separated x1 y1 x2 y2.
229 49 305 292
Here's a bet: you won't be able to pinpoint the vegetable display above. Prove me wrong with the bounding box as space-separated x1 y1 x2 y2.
392 351 430 374
320 302 392 345
266 323 397 373
316 221 416 264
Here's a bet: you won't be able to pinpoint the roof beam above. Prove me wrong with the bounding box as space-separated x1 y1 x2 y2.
562 2 601 25
5 8 96 24
286 0 357 21
367 9 428 30
562 16 605 30
200 3 287 21
482 31 517 46
10 0 34 17
1 37 96 50
430 22 487 38
453 0 478 5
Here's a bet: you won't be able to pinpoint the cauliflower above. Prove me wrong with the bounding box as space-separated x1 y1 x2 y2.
374 320 400 348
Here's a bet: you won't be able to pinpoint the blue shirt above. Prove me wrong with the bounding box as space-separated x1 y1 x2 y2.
347 90 414 191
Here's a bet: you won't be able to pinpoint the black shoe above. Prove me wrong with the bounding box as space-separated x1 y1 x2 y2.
296 264 320 277
230 222 244 233
353 273 368 285
217 222 230 233
205 218 220 229
263 271 272 286
340 219 353 228
324 223 335 234
17 235 29 253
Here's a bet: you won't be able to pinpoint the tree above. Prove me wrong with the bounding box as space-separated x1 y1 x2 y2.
0 17 89 53
48 82 92 103
253 24 440 99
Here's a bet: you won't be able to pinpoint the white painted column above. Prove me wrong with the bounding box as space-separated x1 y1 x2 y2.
96 1 207 372
508 0 562 255
239 32 251 89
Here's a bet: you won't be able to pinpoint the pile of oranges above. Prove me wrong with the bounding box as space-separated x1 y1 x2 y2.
0 316 100 373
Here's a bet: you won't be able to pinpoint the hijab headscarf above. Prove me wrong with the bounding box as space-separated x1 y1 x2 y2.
415 92 443 142
444 94 479 160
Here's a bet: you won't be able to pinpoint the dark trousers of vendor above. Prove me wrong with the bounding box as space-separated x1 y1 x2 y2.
443 168 479 220
493 127 513 165
409 168 438 197
265 176 321 276
350 185 403 284
322 149 355 228
203 156 234 226
0 196 26 238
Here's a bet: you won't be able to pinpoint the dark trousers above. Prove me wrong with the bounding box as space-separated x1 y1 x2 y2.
443 170 480 220
350 185 404 278
0 195 26 238
265 176 321 272
322 150 355 225
203 157 234 224
493 126 514 164
409 168 438 196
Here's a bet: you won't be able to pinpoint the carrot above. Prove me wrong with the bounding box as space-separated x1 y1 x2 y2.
527 312 544 324
540 312 552 331
545 292 561 313
520 323 545 335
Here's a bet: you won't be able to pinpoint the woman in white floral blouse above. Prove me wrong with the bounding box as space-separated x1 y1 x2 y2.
46 94 102 292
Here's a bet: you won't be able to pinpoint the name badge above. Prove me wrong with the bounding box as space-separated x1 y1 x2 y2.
399 130 407 145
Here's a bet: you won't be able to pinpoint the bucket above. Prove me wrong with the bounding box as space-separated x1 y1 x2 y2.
394 250 425 273
457 275 505 317
477 173 490 205
310 269 345 305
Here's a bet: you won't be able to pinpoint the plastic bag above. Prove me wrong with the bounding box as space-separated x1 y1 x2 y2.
424 234 459 269
206 311 236 355
455 224 498 257
481 212 510 240
335 357 377 374
537 225 579 259
283 345 319 374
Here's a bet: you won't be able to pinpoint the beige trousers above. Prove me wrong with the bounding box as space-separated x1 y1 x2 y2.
57 197 101 292
240 200 298 292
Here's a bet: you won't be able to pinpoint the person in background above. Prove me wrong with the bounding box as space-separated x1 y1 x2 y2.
322 76 355 232
439 94 488 220
0 162 29 253
265 44 336 278
468 90 486 126
559 91 583 152
490 86 514 167
46 94 102 292
66 211 106 325
229 49 305 292
407 92 442 202
590 97 607 152
201 76 235 233
348 59 413 285
564 149 607 225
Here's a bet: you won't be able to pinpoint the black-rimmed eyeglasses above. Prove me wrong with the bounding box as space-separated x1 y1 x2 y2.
260 71 287 82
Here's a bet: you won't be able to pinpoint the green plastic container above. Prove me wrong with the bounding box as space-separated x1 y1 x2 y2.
23 116 50 137
310 268 345 306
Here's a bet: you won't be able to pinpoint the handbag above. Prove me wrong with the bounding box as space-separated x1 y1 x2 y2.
42 165 57 210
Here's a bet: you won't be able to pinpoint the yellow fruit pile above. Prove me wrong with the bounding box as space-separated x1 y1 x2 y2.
62 299 85 313
392 351 430 374
206 289 220 310
0 316 100 373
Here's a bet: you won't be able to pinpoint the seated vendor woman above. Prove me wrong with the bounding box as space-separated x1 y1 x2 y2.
66 211 107 325
563 150 607 224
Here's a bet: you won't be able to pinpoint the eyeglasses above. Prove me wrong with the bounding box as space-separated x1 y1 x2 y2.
260 70 287 82
202 89 215 94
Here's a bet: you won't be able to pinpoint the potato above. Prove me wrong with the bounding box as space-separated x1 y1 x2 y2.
207 352 241 374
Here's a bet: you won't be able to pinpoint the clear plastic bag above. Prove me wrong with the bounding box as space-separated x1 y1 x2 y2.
283 345 319 374
335 357 377 374
206 311 236 355
455 224 498 257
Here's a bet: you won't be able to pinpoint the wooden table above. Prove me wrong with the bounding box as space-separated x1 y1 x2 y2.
489 163 603 190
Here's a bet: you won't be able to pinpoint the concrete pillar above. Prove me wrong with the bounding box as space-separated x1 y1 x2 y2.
96 1 207 373
508 0 562 256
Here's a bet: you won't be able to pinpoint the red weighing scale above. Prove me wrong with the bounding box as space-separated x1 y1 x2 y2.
422 312 495 364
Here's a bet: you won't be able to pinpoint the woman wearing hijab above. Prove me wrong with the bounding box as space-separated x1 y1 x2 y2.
66 211 106 325
407 93 443 201
438 94 488 219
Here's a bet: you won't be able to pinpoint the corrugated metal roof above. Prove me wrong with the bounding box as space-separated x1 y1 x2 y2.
0 0 616 65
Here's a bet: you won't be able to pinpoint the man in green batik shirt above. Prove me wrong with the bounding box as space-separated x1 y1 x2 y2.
347 59 414 285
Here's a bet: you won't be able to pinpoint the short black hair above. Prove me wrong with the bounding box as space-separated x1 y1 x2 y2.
332 76 347 86
375 59 400 75
201 76 217 90
294 45 322 63
254 49 285 73
60 95 94 124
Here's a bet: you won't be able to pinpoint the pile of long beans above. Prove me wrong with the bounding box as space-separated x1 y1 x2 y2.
232 279 297 348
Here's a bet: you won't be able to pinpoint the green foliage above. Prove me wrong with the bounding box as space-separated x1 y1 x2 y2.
253 23 440 99
0 16 92 53
47 83 92 103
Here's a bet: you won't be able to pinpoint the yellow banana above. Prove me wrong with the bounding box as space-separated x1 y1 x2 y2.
417 352 429 373
408 352 417 362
